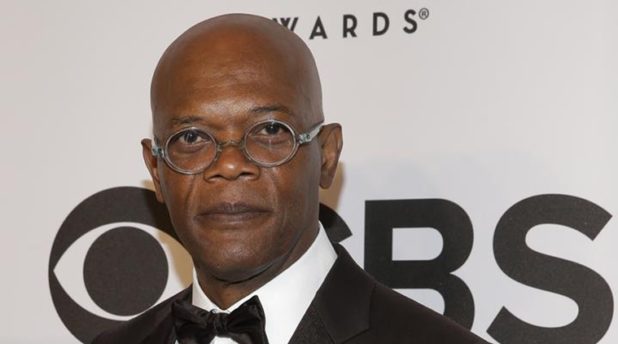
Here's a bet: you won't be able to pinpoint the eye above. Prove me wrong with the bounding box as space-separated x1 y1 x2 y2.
52 222 191 321
248 122 294 147
168 129 214 157
179 129 204 144
168 128 213 147
256 122 287 136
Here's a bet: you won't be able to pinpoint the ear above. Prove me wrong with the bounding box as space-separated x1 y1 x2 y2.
318 123 343 188
141 139 165 203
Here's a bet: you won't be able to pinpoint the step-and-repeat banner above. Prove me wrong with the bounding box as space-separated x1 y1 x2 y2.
2 1 616 343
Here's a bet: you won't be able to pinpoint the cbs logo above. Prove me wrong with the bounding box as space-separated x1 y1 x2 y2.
48 187 191 343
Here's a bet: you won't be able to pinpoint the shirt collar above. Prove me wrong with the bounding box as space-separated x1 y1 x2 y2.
191 223 337 344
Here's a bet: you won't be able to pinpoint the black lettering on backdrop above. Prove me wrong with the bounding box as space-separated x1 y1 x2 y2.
343 14 358 38
403 9 418 34
489 194 613 344
365 199 475 328
272 17 298 32
309 16 328 40
272 10 425 39
372 12 390 36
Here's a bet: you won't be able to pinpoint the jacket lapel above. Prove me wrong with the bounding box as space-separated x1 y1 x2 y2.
290 245 374 343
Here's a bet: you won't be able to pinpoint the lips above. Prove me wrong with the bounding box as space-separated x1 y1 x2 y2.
197 202 271 223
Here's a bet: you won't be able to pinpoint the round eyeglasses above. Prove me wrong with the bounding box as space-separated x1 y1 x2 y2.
151 119 323 174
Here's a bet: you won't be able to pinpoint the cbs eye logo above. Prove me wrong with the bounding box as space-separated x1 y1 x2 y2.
48 187 192 343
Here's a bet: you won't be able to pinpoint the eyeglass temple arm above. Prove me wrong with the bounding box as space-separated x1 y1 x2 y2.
151 143 164 157
298 123 323 144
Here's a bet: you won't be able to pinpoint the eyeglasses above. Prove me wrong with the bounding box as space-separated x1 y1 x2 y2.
151 119 323 174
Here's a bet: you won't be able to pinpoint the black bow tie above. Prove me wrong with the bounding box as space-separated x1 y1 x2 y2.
172 295 269 344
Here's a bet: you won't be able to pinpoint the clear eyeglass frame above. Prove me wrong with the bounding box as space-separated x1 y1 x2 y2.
151 119 324 175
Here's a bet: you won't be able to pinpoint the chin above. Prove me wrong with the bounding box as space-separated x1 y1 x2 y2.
210 257 275 284
194 242 279 283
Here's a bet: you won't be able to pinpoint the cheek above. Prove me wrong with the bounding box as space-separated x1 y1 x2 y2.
157 169 198 231
294 145 322 195
271 147 322 222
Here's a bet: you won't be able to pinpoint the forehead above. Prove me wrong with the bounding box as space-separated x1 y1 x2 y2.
167 65 301 120
151 28 317 135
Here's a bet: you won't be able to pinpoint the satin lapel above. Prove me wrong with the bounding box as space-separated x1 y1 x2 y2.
290 244 374 343
140 287 192 344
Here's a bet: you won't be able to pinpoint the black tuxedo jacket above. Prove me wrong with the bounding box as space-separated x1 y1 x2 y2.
93 245 488 344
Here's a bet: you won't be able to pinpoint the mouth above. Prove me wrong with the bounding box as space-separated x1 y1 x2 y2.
197 202 271 223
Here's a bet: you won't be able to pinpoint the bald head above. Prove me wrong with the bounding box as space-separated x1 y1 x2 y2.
150 14 323 137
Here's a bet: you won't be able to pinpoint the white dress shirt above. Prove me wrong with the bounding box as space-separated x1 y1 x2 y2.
177 223 337 344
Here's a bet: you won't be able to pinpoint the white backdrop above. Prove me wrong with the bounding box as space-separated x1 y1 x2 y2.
1 1 617 343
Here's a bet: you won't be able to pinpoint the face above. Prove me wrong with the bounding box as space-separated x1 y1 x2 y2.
142 18 342 284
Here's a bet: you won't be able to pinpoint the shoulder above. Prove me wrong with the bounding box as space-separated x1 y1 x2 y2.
366 283 488 343
328 245 487 343
92 287 190 344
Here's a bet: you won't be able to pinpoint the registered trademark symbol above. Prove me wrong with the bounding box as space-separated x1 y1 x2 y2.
419 8 430 20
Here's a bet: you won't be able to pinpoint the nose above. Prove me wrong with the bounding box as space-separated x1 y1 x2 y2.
202 141 260 182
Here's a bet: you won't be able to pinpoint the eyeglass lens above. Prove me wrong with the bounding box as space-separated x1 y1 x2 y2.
166 121 297 172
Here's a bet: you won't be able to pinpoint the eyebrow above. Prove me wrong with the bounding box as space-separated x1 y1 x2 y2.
169 115 205 126
164 104 296 135
169 105 294 124
250 104 295 117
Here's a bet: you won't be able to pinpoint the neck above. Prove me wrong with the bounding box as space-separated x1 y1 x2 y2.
194 226 319 309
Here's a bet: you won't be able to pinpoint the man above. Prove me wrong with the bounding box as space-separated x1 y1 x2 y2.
94 13 488 344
